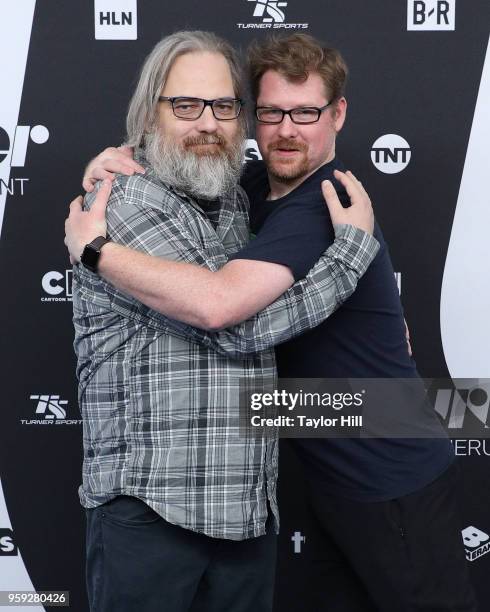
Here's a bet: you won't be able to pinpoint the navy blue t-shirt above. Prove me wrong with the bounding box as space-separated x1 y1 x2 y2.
231 159 454 501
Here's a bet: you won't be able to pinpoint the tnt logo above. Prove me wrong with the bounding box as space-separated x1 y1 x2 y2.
291 531 306 554
30 395 68 420
41 270 73 303
94 0 137 40
462 526 490 562
434 381 489 429
244 139 263 163
371 134 411 174
407 1 455 31
248 0 287 23
0 529 18 556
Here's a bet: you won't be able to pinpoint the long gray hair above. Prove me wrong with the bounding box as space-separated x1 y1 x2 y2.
126 31 246 148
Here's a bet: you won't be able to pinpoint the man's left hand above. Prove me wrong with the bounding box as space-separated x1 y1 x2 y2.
64 179 112 264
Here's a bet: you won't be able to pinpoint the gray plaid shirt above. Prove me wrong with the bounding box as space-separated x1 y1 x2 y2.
73 155 379 540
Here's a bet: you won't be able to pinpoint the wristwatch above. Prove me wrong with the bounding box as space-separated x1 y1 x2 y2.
80 236 111 273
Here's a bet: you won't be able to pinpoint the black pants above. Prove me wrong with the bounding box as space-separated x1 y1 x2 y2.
307 463 477 612
85 496 277 612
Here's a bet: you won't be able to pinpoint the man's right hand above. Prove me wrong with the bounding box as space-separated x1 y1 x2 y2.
321 170 375 235
65 179 112 263
83 145 144 192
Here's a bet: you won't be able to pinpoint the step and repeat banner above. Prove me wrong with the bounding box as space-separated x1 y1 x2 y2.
0 1 489 610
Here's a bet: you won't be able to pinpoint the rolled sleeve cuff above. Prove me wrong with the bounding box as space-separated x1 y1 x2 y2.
332 224 380 276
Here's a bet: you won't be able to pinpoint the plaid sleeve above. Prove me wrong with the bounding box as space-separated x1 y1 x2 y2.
175 224 379 358
78 178 217 331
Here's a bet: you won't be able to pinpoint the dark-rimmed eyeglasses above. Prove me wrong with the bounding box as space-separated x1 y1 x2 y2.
158 96 244 121
255 102 332 125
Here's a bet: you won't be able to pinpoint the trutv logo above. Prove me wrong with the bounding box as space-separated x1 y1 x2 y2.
95 0 137 40
0 529 17 556
0 125 49 196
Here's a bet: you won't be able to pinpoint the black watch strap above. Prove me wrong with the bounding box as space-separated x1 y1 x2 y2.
80 236 111 273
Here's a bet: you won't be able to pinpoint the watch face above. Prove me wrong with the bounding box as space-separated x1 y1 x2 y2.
81 245 99 272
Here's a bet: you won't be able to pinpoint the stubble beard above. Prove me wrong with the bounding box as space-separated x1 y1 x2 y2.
264 138 310 185
145 127 245 201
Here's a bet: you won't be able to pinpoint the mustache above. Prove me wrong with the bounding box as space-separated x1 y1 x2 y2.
268 138 308 153
184 134 226 148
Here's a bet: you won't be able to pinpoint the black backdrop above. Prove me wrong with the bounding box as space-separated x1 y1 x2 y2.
0 2 489 610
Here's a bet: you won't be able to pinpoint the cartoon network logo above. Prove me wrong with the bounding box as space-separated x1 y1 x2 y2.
238 0 308 30
41 270 73 303
94 0 137 40
462 526 490 562
20 395 82 426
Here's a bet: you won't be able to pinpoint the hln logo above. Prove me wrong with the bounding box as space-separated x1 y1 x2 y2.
371 134 411 174
407 1 455 31
0 529 17 556
291 531 306 553
462 526 490 562
94 0 137 40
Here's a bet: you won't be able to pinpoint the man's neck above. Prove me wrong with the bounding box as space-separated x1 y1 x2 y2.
266 155 336 201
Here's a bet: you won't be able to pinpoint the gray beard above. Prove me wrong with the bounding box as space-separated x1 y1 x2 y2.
145 131 245 201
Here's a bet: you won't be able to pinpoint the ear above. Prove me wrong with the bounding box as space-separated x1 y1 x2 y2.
333 97 347 133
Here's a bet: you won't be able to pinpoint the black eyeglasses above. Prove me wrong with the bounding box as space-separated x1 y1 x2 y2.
158 96 244 121
255 102 331 124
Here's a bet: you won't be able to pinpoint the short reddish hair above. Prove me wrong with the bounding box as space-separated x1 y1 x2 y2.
248 33 348 103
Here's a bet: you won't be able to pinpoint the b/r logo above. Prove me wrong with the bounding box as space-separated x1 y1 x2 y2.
0 529 18 556
371 135 411 174
407 0 456 31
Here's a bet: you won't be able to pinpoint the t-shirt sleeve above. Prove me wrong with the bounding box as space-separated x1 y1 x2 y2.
229 194 336 281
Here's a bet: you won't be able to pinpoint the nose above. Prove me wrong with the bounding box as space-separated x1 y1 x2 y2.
195 104 220 133
277 113 299 138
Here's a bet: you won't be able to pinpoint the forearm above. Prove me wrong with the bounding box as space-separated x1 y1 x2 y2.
98 242 226 328
179 225 380 358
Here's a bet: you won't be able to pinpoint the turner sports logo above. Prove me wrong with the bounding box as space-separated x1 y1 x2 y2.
20 395 82 426
41 270 73 303
238 1 308 30
0 529 17 556
0 125 49 196
462 526 490 562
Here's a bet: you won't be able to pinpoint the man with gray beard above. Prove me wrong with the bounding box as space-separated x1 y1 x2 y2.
70 31 377 612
